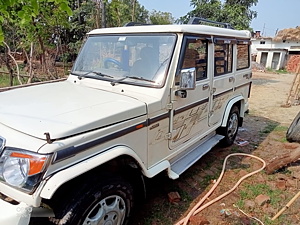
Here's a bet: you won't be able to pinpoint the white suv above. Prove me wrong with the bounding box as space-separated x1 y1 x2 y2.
0 18 252 225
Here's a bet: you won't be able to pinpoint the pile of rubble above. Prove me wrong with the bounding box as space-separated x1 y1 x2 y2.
274 26 300 41
251 61 265 72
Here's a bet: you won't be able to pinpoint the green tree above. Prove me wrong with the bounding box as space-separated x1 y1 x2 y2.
0 0 72 84
223 0 258 30
0 0 72 43
177 0 258 30
149 10 174 25
106 0 148 27
177 0 222 24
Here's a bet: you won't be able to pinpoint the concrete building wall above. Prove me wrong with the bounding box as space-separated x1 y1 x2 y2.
252 38 296 70
255 49 287 70
251 39 300 53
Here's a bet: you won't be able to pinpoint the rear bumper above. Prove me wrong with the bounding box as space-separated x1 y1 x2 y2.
0 198 31 225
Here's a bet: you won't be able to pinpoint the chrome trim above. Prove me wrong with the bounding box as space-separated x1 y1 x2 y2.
0 136 5 153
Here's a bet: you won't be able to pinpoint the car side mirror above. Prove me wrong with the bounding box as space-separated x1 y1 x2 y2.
179 68 196 90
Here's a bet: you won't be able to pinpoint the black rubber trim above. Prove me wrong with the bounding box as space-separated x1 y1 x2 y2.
53 121 147 163
174 98 209 115
213 88 233 99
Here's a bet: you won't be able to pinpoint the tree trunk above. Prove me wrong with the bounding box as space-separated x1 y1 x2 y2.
37 35 46 72
132 0 136 21
25 42 34 84
115 7 121 27
265 147 300 174
3 41 22 85
95 0 100 28
4 52 14 86
101 0 106 28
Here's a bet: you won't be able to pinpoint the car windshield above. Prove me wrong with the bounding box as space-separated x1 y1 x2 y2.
72 34 176 87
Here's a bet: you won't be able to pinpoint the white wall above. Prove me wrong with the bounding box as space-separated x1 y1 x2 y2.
251 38 296 70
251 38 300 53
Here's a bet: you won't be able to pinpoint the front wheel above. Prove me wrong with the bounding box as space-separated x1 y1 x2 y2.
49 177 133 225
217 106 240 147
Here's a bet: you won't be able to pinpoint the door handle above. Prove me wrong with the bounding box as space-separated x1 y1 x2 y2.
229 77 235 82
243 74 250 79
202 84 209 90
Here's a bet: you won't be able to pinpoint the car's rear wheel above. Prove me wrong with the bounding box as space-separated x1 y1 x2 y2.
218 106 240 147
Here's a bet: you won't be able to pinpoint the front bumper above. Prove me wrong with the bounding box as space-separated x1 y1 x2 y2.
0 198 31 225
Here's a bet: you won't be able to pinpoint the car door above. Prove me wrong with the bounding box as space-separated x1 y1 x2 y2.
209 38 236 126
169 36 211 150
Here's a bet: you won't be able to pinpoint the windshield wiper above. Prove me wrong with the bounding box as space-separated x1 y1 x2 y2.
110 76 155 86
72 71 114 80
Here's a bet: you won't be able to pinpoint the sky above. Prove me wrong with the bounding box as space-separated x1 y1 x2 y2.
138 0 300 37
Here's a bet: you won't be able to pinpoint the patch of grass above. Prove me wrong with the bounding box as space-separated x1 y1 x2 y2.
230 146 240 153
0 73 22 87
141 188 193 225
276 69 289 74
238 183 283 207
0 74 12 87
273 125 288 132
235 199 244 208
178 189 193 203
201 174 217 187
276 136 288 143
142 202 173 225
263 214 290 225
260 123 278 134
265 68 289 74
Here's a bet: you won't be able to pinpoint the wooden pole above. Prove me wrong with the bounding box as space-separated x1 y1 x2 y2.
284 62 300 106
272 190 300 220
294 64 300 103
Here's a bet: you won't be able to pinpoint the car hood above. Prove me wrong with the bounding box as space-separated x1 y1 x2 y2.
0 81 147 139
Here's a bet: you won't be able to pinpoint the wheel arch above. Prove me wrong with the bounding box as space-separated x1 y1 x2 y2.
40 146 148 200
220 96 245 127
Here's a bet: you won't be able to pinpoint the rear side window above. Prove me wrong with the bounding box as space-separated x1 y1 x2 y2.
214 42 233 76
237 42 250 70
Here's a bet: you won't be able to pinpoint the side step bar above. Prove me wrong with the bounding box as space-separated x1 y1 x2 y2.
170 134 224 177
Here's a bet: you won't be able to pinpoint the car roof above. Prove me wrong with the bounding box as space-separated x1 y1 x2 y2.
88 24 251 39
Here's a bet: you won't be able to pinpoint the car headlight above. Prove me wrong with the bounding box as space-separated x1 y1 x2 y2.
0 149 51 193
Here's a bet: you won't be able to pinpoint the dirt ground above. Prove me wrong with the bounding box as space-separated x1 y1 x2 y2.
130 71 300 225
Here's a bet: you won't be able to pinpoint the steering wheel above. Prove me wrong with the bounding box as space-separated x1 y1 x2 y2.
104 58 123 69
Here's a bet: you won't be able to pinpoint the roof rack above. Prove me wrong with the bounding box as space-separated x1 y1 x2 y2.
124 22 152 27
188 17 234 30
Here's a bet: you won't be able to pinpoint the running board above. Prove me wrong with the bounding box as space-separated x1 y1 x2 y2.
170 134 224 177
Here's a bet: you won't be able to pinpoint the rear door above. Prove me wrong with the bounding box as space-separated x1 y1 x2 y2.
209 38 236 126
169 35 211 150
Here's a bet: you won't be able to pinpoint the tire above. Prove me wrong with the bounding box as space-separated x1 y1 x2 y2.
49 176 133 225
217 106 240 147
286 111 300 143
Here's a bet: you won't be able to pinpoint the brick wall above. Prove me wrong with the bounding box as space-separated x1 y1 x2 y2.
287 55 300 73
